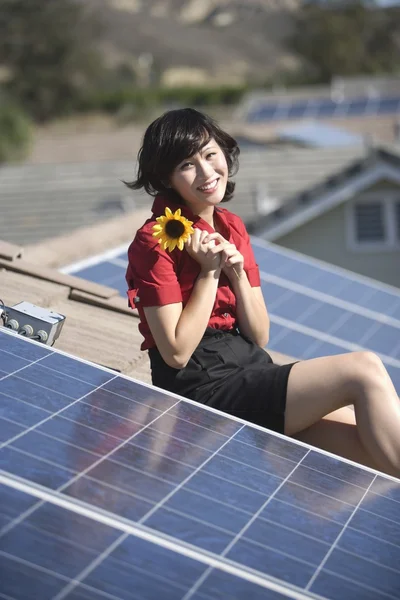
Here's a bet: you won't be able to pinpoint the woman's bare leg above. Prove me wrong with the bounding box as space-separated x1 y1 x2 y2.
293 407 381 471
284 351 400 477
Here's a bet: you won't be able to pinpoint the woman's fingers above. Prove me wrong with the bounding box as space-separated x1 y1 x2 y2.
203 232 226 245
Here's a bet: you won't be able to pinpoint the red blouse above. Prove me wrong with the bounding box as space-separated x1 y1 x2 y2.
126 195 261 350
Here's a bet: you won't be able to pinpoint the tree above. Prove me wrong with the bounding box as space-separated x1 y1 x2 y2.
287 0 400 82
0 0 104 121
0 103 33 162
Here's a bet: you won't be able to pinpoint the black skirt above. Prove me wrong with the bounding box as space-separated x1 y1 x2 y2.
148 327 297 434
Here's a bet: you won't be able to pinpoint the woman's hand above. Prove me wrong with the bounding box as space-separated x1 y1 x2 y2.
203 232 244 281
184 229 222 274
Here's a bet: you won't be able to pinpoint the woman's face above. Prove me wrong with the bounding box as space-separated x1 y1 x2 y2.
169 138 228 213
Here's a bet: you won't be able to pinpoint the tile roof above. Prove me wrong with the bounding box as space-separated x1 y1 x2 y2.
1 146 371 246
0 210 152 382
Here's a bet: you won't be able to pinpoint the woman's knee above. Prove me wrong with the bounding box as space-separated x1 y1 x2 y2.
348 351 388 391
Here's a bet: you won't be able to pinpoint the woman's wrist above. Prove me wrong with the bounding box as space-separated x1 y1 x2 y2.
200 266 221 279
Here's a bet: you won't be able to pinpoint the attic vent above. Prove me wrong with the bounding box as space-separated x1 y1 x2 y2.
354 202 385 242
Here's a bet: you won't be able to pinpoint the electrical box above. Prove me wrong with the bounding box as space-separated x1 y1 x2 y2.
4 302 66 346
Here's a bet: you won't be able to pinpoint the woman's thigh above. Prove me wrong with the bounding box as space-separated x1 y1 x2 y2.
284 352 365 436
293 407 380 470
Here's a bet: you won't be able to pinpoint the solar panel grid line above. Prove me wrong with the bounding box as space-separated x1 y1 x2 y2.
6 380 380 535
1 331 400 599
305 475 377 591
0 549 126 600
259 270 400 326
181 448 312 600
0 405 183 541
0 474 316 600
0 349 52 383
2 414 383 532
252 238 400 296
0 374 120 453
0 550 77 596
268 313 400 368
0 464 396 600
53 531 130 600
3 327 399 473
53 424 250 599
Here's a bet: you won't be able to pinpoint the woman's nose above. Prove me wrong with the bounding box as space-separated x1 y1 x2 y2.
197 160 214 179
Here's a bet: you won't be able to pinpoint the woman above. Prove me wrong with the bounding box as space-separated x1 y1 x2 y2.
126 108 400 478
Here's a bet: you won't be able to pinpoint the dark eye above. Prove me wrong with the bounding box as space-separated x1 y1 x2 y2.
181 161 192 170
207 152 216 159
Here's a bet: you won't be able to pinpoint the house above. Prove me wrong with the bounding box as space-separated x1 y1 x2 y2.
248 145 400 289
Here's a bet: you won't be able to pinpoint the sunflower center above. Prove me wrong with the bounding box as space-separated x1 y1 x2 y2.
165 219 185 239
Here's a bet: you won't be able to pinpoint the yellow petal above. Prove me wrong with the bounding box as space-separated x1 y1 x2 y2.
152 225 163 231
177 238 184 250
173 208 181 218
165 207 173 218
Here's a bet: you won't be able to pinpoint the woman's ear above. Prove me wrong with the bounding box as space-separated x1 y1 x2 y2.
162 180 171 189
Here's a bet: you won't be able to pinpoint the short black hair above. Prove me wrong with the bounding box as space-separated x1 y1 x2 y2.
125 108 240 203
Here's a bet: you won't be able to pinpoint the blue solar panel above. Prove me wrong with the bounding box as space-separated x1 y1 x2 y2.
63 239 400 393
1 328 400 599
246 95 400 123
315 100 338 118
62 246 129 297
252 240 400 392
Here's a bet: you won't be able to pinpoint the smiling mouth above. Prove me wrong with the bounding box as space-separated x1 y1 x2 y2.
198 179 219 192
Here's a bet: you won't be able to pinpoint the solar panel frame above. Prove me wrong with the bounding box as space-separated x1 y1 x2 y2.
1 329 400 600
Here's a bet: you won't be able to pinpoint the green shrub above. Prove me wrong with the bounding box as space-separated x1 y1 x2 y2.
0 103 33 163
79 85 248 119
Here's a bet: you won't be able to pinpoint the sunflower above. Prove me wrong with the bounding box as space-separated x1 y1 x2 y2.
152 207 195 252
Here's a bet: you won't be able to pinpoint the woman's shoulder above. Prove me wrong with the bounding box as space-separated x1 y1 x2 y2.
128 216 157 254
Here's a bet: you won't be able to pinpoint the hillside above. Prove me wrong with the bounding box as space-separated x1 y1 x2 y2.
88 0 302 86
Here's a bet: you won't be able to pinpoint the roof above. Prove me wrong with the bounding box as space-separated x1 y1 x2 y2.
0 210 294 386
0 210 153 382
233 145 368 223
0 160 150 245
248 144 400 239
2 146 372 247
232 113 400 147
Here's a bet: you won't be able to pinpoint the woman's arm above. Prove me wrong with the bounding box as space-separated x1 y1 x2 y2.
143 229 223 369
204 232 270 348
144 268 220 369
230 276 270 347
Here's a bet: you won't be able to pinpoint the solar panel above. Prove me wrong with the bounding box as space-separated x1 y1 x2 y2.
252 239 400 394
61 244 129 296
246 95 400 123
1 328 400 599
61 239 400 394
